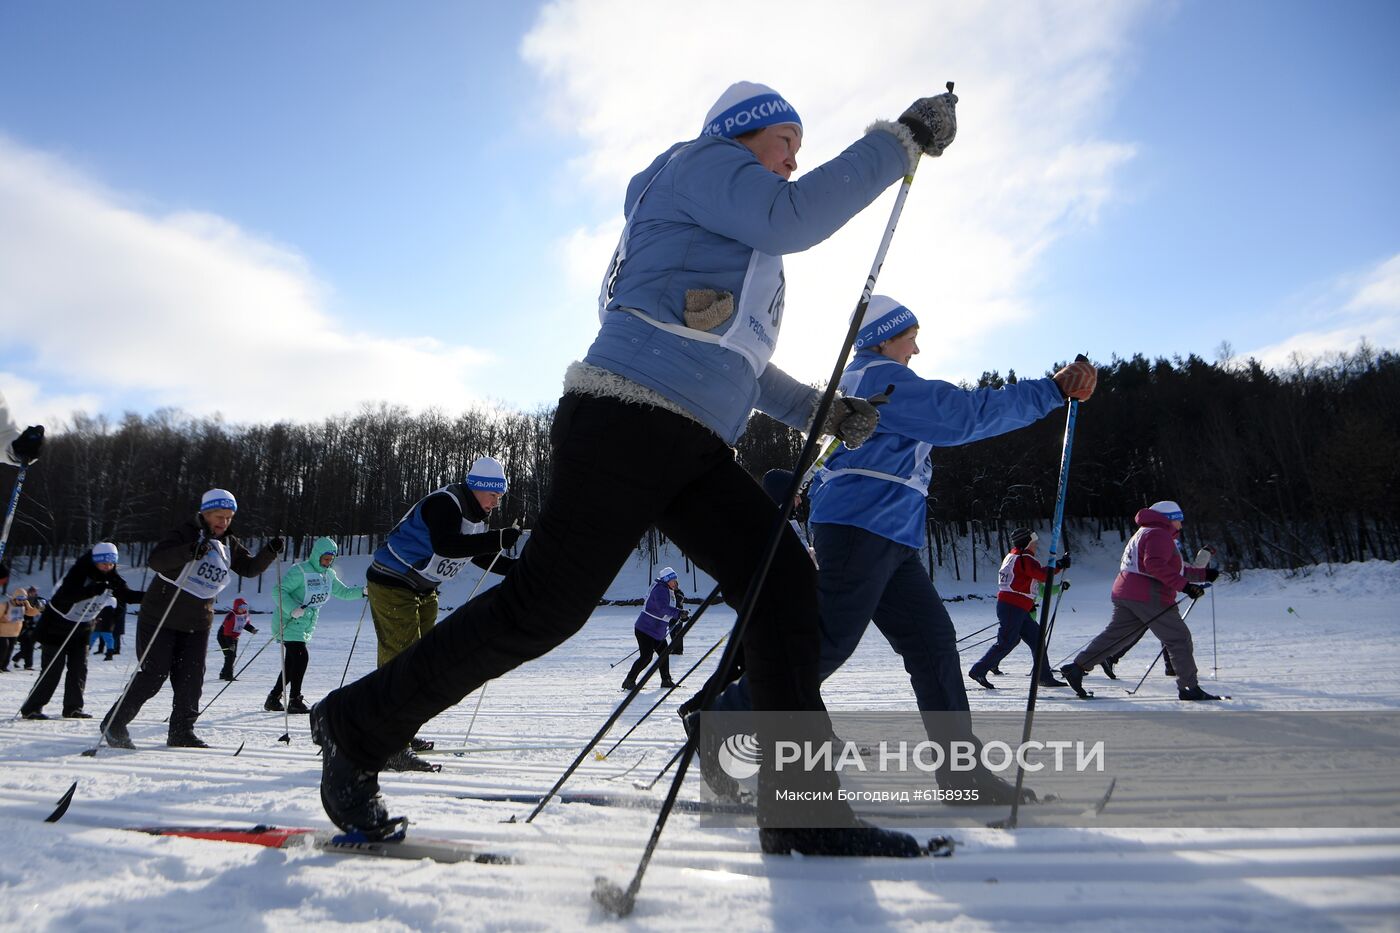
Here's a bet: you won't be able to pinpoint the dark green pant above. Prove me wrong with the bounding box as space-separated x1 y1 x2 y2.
368 581 437 667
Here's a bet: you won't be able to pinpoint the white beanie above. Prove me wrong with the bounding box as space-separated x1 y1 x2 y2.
658 567 678 582
200 488 238 512
701 81 801 139
91 542 119 565
1150 500 1184 521
466 456 508 494
853 296 918 350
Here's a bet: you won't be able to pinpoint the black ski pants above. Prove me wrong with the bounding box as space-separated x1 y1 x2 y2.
321 394 843 818
623 630 671 686
216 630 238 678
271 641 310 698
0 636 12 671
105 623 211 735
13 623 36 668
23 626 90 715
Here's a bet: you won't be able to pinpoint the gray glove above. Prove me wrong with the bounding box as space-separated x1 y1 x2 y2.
898 83 959 157
822 397 881 449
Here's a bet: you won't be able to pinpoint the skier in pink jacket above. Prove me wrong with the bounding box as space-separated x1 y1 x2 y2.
1060 500 1221 700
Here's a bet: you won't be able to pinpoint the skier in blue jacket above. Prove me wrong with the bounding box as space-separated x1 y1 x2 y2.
313 81 961 857
701 296 1097 803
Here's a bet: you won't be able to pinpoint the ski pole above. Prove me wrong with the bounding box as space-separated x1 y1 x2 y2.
0 464 28 564
599 630 729 760
595 108 937 916
456 547 509 748
955 620 998 644
523 583 722 823
1210 585 1218 678
275 556 290 744
610 646 641 669
336 598 371 690
188 633 276 721
84 545 202 756
1004 358 1086 830
1126 593 1203 696
635 744 685 791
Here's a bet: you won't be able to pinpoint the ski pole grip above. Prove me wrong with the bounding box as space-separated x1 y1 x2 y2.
869 384 896 407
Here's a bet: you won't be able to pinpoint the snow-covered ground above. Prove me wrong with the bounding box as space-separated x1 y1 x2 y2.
2 534 1398 931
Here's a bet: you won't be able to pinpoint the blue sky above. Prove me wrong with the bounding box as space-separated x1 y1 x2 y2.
1 0 1396 428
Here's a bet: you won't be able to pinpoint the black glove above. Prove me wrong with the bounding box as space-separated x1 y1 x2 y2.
266 536 285 555
898 84 959 157
1183 583 1206 600
9 425 45 465
193 538 211 560
679 609 691 623
498 527 522 550
244 623 258 634
1204 567 1220 582
1056 554 1072 570
1060 580 1071 591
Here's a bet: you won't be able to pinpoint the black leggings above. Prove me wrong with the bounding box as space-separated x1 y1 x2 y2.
271 641 310 698
624 630 671 685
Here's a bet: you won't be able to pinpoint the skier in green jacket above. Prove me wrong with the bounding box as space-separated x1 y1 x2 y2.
265 537 366 714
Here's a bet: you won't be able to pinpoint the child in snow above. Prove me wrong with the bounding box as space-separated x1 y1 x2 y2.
1060 500 1222 701
216 597 258 681
621 567 683 691
967 528 1070 690
88 596 118 658
101 489 280 749
265 537 366 715
13 586 42 670
21 543 144 720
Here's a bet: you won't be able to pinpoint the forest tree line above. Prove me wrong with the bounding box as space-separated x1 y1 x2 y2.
5 345 1397 579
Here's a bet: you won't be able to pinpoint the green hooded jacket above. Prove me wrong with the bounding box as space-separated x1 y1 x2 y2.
273 536 365 643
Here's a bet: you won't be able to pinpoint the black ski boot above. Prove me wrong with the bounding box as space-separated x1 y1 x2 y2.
620 679 637 692
660 679 678 689
1060 663 1093 699
682 709 749 803
968 669 997 690
384 747 442 773
1037 673 1068 688
989 666 1004 676
264 691 284 712
409 736 434 752
760 821 924 857
1100 658 1118 680
938 765 1037 806
309 703 403 839
21 710 48 720
63 709 93 719
168 730 210 748
1178 684 1222 701
101 719 136 750
287 695 311 715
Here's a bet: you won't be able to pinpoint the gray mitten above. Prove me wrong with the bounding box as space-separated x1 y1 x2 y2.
822 396 881 449
898 83 959 157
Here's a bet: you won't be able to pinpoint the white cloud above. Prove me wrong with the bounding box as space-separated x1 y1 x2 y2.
0 136 493 426
521 0 1149 385
1245 253 1400 367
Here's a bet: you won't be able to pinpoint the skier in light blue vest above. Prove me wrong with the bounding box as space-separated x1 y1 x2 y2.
702 296 1097 804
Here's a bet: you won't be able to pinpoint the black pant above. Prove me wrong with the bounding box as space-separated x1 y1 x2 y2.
13 624 36 668
105 623 210 735
624 630 671 686
23 628 90 715
271 641 309 698
0 635 13 671
321 394 840 818
216 630 238 678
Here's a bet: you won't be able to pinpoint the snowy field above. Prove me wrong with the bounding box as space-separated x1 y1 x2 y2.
1 534 1398 932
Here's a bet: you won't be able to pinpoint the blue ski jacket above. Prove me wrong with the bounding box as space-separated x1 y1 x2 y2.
809 350 1064 548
